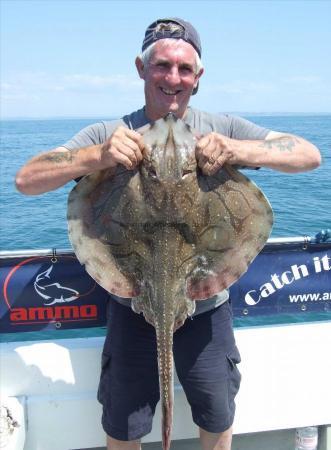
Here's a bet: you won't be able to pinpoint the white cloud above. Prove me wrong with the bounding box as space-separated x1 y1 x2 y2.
1 71 142 96
1 71 144 117
1 82 14 91
204 75 325 98
63 74 142 89
205 80 277 95
1 79 41 101
196 74 331 113
281 75 322 84
2 71 329 117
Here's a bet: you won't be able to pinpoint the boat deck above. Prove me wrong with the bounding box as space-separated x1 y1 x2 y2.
83 426 331 450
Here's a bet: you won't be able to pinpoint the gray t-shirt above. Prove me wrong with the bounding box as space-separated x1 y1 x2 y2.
64 106 270 315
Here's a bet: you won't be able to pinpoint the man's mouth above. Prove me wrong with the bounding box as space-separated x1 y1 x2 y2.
160 87 181 96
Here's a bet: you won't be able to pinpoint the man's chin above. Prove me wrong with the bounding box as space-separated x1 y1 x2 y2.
146 102 187 120
163 103 186 118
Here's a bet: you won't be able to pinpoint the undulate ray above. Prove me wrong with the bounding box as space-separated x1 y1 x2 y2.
67 113 273 449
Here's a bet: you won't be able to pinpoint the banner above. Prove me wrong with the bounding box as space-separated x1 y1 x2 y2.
230 242 331 317
1 241 330 333
0 254 108 333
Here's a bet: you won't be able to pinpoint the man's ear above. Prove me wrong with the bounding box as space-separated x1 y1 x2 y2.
135 57 145 80
194 67 204 89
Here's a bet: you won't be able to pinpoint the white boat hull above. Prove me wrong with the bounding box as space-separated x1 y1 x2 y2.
1 321 331 449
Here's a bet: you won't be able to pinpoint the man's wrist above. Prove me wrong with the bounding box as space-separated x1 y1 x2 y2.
228 137 249 166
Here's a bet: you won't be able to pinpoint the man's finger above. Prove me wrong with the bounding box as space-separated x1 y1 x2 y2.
117 143 140 166
196 134 211 151
111 150 135 170
125 129 145 151
208 153 228 175
122 137 143 162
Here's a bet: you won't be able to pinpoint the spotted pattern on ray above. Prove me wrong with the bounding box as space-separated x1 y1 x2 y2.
67 113 273 450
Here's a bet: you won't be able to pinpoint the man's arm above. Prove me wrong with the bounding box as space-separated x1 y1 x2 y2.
196 131 321 175
15 127 144 195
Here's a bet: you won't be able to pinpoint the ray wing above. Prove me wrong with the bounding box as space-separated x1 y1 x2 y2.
67 166 147 298
186 164 273 300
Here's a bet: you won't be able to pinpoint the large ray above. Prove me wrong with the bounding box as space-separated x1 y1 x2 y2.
67 113 273 449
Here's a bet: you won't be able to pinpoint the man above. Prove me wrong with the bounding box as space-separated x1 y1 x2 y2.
16 18 320 450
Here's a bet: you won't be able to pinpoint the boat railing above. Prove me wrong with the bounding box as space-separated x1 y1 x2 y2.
1 233 330 334
1 230 330 258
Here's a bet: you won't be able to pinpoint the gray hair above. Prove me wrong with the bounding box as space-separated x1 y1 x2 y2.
138 39 203 75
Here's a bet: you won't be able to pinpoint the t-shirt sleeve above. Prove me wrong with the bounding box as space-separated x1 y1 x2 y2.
228 115 270 140
62 123 107 150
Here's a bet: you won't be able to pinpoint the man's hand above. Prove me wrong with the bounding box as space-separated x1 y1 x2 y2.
100 126 144 170
196 130 321 175
195 132 237 175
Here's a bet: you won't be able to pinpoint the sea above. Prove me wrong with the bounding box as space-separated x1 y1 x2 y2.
1 114 330 341
1 114 330 250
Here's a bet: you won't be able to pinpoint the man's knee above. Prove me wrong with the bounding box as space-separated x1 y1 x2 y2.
107 435 141 450
199 426 233 450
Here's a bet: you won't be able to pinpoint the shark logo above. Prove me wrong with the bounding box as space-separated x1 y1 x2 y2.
1 255 108 331
34 265 80 306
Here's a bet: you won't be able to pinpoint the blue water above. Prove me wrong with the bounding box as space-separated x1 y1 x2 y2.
1 115 330 342
1 115 330 251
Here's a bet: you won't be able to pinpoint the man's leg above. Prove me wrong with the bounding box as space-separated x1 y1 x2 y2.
107 435 141 450
98 301 160 447
199 427 232 450
173 302 241 450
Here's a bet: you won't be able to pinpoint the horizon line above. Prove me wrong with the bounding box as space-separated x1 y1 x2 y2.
2 111 331 121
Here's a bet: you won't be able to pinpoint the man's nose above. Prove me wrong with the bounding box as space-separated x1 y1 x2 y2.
165 67 181 85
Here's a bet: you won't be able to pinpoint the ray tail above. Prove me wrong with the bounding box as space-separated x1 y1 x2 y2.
155 323 174 450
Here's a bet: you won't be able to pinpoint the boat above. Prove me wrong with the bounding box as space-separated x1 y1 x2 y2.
1 233 330 449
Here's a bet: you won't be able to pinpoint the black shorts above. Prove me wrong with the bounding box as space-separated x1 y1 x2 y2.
97 299 241 441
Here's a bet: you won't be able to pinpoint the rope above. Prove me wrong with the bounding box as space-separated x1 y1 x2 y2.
0 405 20 448
314 229 331 243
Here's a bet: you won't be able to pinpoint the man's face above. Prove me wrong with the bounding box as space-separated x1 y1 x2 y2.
136 40 203 121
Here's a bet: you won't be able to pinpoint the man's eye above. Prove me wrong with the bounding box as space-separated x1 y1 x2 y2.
180 66 193 73
156 62 168 69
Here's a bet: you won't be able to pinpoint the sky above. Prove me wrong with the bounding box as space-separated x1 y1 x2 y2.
1 0 331 118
